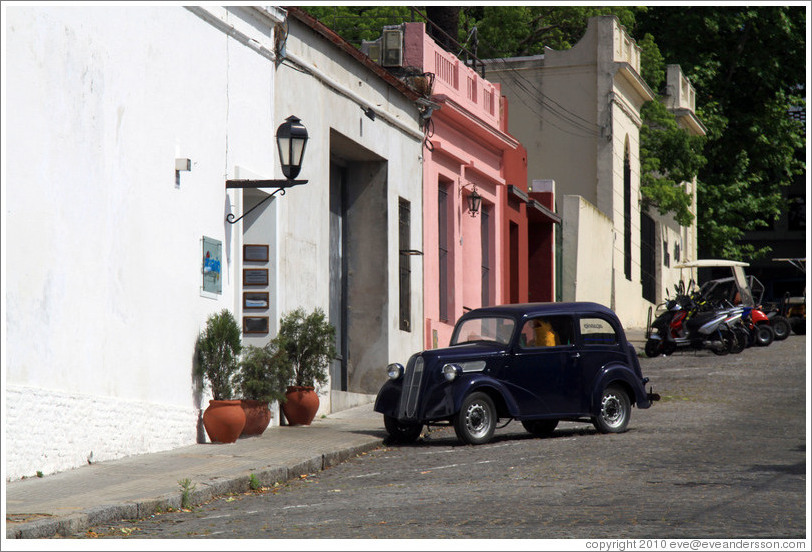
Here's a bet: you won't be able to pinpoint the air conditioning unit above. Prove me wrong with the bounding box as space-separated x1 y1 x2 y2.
361 39 381 64
381 27 403 67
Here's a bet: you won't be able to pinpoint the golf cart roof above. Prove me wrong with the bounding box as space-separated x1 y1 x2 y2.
674 259 749 268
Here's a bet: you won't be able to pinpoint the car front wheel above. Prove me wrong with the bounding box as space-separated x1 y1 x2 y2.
593 385 631 434
383 415 422 444
454 392 497 445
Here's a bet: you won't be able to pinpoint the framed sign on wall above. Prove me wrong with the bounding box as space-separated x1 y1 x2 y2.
243 292 270 310
243 244 269 262
243 268 269 286
243 316 269 334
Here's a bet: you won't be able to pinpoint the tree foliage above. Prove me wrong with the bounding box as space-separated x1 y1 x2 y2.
635 6 806 260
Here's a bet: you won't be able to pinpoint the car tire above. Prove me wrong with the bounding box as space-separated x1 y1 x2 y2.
593 385 631 434
770 315 791 341
383 415 422 444
454 392 497 445
522 419 558 437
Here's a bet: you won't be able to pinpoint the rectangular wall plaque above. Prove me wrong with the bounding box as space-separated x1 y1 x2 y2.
243 316 269 334
243 244 269 262
243 268 269 286
243 292 269 310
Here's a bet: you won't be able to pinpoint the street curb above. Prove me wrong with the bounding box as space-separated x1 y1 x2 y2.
6 438 385 539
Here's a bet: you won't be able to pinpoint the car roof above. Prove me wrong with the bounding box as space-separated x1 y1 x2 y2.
458 302 619 321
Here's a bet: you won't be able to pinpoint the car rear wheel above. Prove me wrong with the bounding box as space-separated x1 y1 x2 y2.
454 392 497 445
383 415 422 444
522 419 558 437
593 385 631 434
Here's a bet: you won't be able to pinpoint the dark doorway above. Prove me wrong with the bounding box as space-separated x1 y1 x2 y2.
329 130 388 394
640 213 656 304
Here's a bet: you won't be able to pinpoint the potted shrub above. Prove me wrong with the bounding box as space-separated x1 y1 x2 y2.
236 341 292 436
195 309 245 443
274 307 337 426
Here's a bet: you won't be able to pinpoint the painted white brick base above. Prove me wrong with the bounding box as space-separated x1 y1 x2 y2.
5 385 201 481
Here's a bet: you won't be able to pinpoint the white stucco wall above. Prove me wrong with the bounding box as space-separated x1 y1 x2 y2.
561 195 614 306
269 15 424 414
4 6 283 479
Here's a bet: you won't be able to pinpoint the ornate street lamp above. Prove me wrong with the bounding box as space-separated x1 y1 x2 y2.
226 116 309 224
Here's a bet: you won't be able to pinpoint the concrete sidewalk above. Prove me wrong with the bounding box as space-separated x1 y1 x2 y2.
5 403 387 539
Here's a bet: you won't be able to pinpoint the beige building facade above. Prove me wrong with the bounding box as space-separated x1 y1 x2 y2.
487 16 704 328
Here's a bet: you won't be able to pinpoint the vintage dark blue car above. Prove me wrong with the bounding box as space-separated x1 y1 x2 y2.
375 302 659 445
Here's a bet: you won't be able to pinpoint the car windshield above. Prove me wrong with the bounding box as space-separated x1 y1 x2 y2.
451 316 516 346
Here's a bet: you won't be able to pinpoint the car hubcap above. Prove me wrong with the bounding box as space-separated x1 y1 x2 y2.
465 402 490 438
601 394 623 428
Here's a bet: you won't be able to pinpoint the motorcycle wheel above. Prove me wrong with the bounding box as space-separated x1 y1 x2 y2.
711 328 733 356
770 316 791 340
730 328 747 354
754 323 775 347
644 338 662 358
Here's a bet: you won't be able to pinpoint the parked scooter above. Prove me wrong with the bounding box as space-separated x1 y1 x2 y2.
645 284 735 357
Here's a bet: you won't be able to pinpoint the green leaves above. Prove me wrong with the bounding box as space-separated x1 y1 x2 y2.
636 6 805 260
196 310 242 400
237 342 292 403
275 307 337 388
639 100 706 227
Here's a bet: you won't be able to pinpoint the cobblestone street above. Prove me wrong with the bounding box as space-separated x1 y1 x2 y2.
73 335 807 540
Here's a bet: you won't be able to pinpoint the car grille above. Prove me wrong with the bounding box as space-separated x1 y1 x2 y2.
398 355 424 419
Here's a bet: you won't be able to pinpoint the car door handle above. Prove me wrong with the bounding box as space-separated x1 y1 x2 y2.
571 352 581 359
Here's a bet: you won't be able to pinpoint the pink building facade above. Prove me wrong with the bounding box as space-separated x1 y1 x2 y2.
401 23 559 349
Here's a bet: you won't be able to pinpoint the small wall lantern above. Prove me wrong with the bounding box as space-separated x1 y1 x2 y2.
468 188 482 217
226 116 309 224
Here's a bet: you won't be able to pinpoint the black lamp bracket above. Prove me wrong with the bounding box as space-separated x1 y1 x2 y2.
225 179 307 224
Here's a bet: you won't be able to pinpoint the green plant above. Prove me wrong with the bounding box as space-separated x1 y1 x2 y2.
195 309 242 400
236 341 293 403
248 473 262 490
36 471 43 478
274 307 337 388
178 478 196 509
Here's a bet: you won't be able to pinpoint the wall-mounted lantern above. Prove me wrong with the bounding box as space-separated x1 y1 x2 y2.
275 115 309 180
467 188 482 217
226 116 309 224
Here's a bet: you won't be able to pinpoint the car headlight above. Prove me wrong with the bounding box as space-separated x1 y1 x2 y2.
442 363 462 382
387 363 404 380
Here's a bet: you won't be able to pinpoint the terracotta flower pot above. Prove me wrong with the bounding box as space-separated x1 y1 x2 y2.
282 386 320 426
202 400 246 443
240 399 272 436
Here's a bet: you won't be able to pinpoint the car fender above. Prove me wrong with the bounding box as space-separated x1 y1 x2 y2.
373 379 402 418
450 374 521 417
590 363 651 412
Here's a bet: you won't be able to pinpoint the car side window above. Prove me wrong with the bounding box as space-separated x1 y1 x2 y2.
579 317 618 346
519 316 574 348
